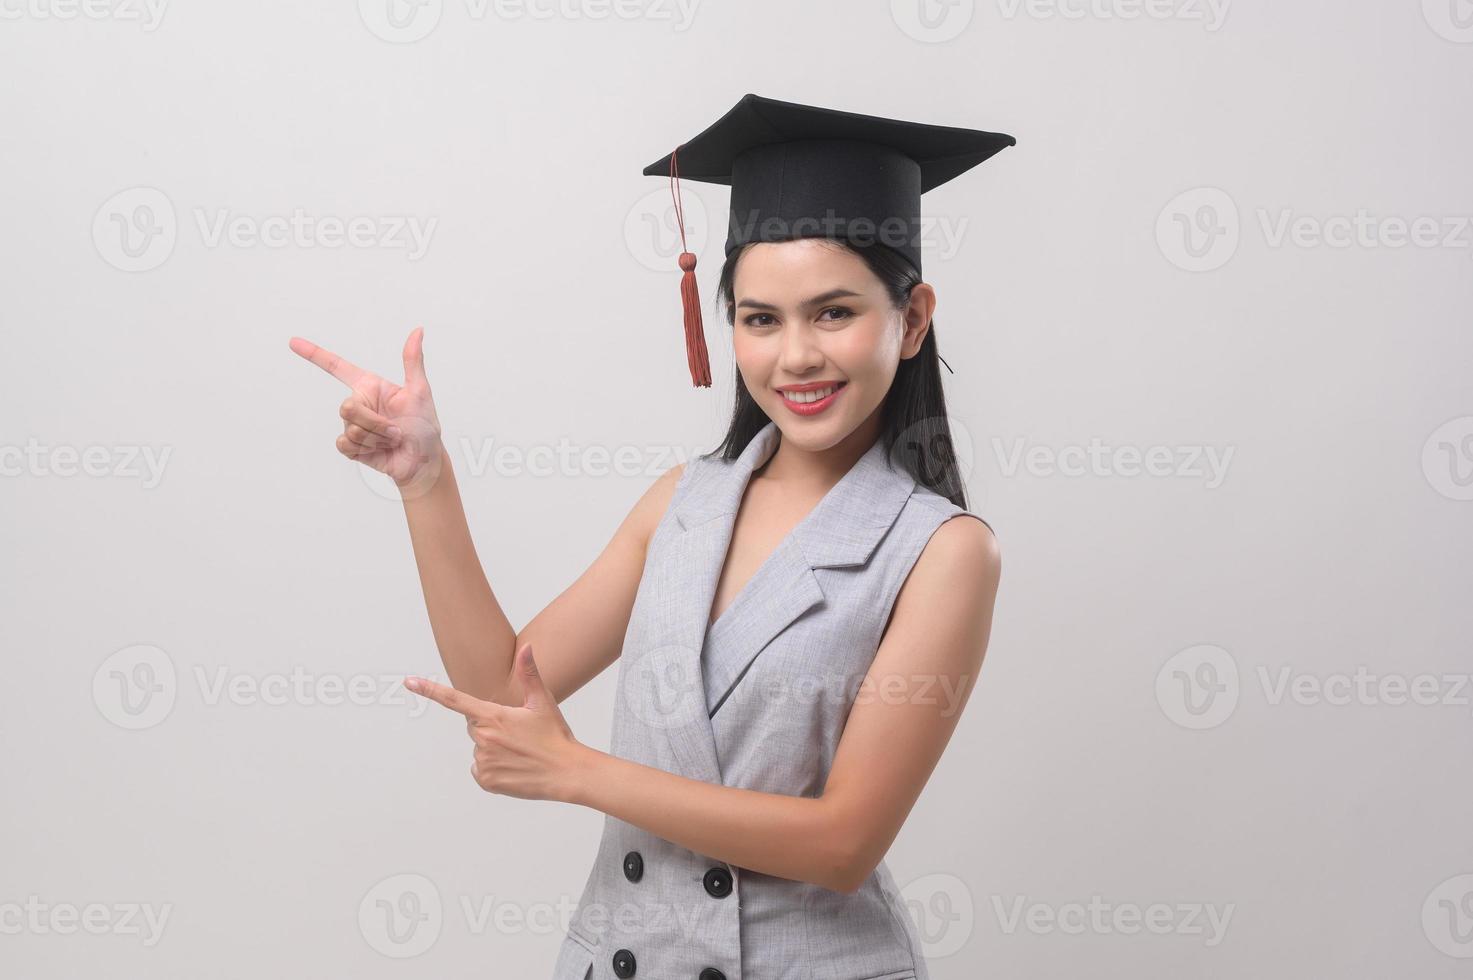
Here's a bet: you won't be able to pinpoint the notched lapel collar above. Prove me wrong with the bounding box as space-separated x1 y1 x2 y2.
657 421 919 781
703 427 917 718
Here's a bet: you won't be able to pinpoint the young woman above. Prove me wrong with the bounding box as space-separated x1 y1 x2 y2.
290 95 1006 980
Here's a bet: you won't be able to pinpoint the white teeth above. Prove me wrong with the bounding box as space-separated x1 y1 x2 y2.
782 385 839 404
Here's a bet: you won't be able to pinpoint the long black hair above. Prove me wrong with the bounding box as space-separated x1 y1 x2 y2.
699 238 972 511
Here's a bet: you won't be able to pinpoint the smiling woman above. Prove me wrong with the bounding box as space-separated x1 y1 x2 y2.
289 92 1009 980
526 94 1010 980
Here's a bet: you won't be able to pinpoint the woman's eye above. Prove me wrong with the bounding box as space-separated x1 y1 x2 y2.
743 308 851 327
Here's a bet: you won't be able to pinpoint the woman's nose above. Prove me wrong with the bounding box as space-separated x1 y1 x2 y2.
777 322 825 372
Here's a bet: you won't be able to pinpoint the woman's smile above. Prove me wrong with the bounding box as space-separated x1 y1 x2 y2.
776 380 848 416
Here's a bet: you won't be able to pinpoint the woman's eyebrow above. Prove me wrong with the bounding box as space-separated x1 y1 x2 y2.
736 288 863 312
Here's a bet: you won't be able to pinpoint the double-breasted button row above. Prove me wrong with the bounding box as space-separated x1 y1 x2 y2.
621 852 731 900
615 853 729 978
613 951 722 980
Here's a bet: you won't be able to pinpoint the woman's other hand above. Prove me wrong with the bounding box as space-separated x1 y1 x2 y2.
404 644 591 804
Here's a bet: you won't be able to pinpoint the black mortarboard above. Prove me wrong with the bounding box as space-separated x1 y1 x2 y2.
643 93 1015 387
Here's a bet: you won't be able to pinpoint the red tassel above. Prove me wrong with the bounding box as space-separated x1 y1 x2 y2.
679 251 711 387
669 145 712 388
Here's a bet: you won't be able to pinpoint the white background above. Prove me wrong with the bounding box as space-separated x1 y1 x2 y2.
2 0 1471 977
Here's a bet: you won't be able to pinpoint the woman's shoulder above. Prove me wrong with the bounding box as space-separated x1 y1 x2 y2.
896 484 1000 594
893 487 1001 614
621 448 727 552
660 448 721 504
873 482 1000 640
903 481 997 541
617 460 688 554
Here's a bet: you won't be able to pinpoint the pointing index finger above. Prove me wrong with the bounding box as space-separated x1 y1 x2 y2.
405 676 492 719
289 336 367 388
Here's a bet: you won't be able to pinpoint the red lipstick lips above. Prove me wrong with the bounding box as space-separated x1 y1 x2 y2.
776 381 847 417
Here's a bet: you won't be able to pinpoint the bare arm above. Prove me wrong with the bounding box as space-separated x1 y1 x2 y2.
498 462 687 706
290 328 685 708
410 455 686 707
397 438 516 702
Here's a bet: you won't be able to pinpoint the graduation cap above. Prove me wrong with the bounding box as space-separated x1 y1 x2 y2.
643 92 1015 387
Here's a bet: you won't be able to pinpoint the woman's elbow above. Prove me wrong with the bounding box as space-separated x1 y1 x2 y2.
832 842 884 894
813 809 881 894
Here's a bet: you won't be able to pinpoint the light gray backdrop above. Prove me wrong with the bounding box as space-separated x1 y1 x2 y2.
2 1 1470 977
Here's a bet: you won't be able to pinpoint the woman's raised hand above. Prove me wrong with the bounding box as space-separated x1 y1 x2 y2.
289 326 444 497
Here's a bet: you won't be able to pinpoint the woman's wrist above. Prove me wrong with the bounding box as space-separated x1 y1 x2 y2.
395 435 448 500
561 742 609 808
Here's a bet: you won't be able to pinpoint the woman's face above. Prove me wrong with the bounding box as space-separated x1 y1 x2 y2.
730 239 934 452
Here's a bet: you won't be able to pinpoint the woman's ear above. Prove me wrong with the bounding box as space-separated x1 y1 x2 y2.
900 283 937 358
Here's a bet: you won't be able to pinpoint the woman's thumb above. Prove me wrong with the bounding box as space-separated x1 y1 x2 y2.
518 643 549 709
403 325 428 386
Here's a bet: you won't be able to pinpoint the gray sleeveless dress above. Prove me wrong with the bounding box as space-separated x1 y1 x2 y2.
552 420 986 980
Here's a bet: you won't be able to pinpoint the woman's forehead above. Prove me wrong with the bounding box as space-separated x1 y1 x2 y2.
732 240 878 298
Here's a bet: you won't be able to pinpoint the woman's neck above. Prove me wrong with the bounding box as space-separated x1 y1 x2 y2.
756 413 883 494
